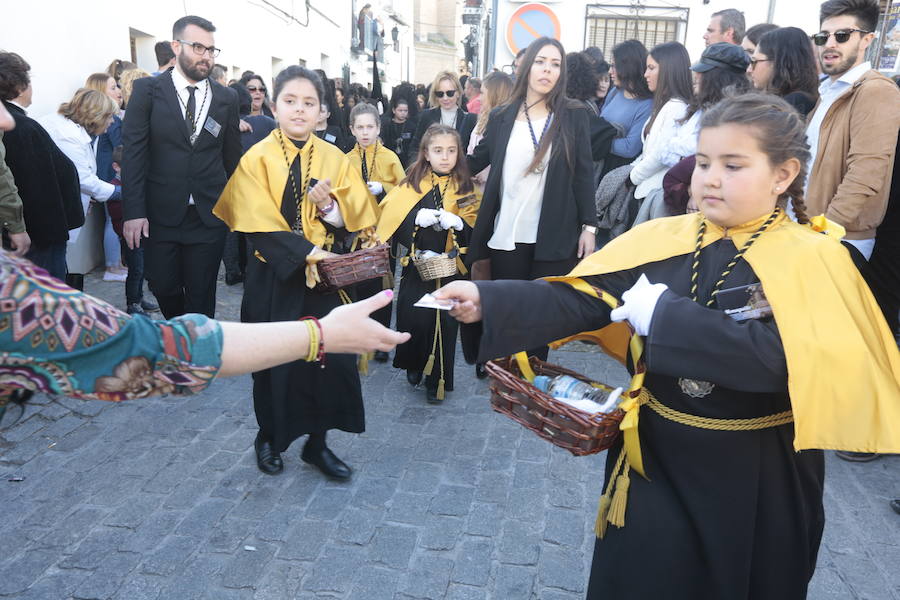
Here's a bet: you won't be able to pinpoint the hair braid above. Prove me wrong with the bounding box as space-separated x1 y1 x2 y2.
784 177 810 224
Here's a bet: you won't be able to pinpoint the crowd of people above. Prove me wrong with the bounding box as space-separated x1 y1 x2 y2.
1 0 900 597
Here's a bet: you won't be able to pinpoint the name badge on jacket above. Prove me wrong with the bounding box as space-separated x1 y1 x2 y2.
324 133 336 143
204 116 222 138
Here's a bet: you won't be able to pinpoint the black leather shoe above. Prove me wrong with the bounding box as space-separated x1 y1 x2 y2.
140 298 159 312
374 350 389 363
254 433 283 475
301 445 351 481
126 303 148 316
475 363 488 379
835 451 881 462
426 387 442 404
406 370 422 386
891 499 900 515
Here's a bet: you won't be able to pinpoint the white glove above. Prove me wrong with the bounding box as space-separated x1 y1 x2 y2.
609 274 668 336
367 181 384 196
415 208 441 228
438 210 464 231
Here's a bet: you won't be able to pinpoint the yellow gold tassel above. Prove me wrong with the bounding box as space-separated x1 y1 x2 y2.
423 354 435 376
595 493 612 538
595 449 626 538
358 352 370 376
606 468 631 528
437 379 445 401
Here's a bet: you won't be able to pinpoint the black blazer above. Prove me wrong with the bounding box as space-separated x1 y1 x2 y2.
122 70 241 229
410 107 476 165
1 101 83 245
466 101 597 263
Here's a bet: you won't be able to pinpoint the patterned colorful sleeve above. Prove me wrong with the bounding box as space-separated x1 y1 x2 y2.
0 251 224 401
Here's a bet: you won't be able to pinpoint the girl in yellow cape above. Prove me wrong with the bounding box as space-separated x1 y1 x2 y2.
346 102 406 360
376 124 479 404
213 66 379 481
433 94 900 599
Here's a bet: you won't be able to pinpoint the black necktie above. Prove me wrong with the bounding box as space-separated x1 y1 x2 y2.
185 85 197 139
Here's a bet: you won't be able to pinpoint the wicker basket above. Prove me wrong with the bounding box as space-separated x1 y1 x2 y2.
413 253 457 281
409 225 460 282
315 243 391 292
487 356 625 456
486 286 642 456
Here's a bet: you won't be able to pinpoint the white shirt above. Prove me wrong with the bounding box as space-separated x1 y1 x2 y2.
171 67 211 206
440 108 458 127
629 98 688 200
38 113 116 244
488 118 550 250
805 61 873 256
659 109 701 169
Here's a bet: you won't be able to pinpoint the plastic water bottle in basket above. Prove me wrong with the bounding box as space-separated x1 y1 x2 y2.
533 375 624 414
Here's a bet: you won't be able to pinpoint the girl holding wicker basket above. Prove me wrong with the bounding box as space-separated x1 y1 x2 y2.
213 66 379 481
345 102 407 362
434 93 900 599
376 124 479 404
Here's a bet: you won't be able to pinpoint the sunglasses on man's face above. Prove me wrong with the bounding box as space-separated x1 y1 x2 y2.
434 90 456 98
811 29 871 46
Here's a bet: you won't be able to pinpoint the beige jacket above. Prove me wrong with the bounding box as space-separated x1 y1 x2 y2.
806 70 900 240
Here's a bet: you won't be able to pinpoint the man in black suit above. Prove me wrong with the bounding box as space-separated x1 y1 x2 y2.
122 15 240 318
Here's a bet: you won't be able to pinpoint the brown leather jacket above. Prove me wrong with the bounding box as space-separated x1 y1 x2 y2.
806 70 900 240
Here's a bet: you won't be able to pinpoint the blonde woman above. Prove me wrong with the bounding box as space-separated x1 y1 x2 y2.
410 70 476 162
119 68 152 108
85 72 127 282
466 71 513 192
38 89 119 289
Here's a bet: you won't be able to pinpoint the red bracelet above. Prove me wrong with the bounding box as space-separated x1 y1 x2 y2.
300 316 326 367
317 201 336 216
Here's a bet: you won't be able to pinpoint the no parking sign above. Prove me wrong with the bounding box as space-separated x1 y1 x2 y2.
505 3 561 55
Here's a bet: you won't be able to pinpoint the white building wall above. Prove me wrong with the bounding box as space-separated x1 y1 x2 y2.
488 0 825 71
0 0 380 118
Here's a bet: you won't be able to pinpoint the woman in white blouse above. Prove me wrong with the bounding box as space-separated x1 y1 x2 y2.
466 37 596 367
628 42 694 224
39 88 119 289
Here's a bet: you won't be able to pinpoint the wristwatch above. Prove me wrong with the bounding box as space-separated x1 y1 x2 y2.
582 225 598 234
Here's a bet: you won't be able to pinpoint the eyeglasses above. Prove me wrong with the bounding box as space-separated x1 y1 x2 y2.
748 58 772 68
434 90 456 98
811 29 871 46
246 86 266 93
177 39 221 58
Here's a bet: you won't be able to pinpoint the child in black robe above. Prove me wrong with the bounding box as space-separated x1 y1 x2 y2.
434 94 900 599
376 124 479 404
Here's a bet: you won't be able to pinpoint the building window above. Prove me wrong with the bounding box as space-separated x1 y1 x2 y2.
586 16 679 56
584 4 688 57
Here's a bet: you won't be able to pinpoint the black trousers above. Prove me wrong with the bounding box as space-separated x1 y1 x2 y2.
144 206 226 319
867 238 900 335
489 243 578 360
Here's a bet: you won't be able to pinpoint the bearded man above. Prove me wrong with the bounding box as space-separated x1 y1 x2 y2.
122 15 240 318
805 0 900 261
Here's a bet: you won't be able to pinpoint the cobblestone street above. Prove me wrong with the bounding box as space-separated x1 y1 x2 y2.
1 272 898 599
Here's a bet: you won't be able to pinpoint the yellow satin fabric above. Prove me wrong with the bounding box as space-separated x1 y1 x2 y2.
213 130 378 248
345 142 407 198
548 212 900 454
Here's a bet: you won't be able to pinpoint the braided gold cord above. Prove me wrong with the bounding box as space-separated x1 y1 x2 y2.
689 219 706 302
278 130 314 233
645 393 793 430
358 141 378 183
690 208 781 306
